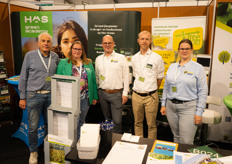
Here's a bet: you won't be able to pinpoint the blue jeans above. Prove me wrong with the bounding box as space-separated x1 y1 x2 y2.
98 90 122 133
166 99 198 144
77 98 90 141
27 92 51 152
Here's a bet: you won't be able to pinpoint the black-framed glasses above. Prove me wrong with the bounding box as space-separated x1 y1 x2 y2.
72 48 82 51
102 42 113 45
179 48 192 51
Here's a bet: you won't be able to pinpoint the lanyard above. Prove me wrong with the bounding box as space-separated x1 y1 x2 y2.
74 62 82 77
38 50 51 73
139 52 151 76
102 53 113 76
175 66 182 82
174 61 191 82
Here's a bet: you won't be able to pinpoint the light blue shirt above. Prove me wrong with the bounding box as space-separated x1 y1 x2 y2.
161 60 208 116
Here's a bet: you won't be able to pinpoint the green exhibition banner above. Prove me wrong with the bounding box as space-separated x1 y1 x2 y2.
20 11 53 37
209 2 232 143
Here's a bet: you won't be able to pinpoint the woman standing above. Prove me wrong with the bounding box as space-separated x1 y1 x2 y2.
160 39 208 144
56 41 98 141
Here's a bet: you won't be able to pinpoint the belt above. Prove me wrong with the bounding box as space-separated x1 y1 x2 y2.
169 99 189 104
35 90 50 94
133 90 157 97
100 88 123 93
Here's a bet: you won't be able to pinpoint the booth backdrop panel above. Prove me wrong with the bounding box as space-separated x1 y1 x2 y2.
209 2 232 143
88 11 141 62
11 11 141 74
151 16 207 91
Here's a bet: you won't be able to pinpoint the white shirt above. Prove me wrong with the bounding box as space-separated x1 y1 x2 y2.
132 49 165 93
95 51 129 97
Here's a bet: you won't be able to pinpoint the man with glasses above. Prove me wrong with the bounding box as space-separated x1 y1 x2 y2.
19 32 59 164
131 31 164 139
95 35 129 133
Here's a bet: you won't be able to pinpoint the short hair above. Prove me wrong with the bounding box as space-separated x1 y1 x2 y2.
138 31 152 40
38 32 52 42
178 39 193 49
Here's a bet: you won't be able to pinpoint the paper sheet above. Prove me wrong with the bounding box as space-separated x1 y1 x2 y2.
103 141 147 164
218 155 232 164
53 112 69 138
56 81 73 108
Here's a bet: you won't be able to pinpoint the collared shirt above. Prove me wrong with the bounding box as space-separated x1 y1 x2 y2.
132 49 165 93
161 60 208 116
95 51 129 97
19 49 59 99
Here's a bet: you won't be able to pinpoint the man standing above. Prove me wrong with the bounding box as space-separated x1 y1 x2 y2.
19 32 59 164
95 35 129 133
132 31 165 139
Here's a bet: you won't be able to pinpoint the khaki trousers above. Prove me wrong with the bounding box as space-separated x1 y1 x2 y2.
132 91 159 139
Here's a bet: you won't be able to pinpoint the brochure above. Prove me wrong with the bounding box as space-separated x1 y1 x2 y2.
150 140 178 160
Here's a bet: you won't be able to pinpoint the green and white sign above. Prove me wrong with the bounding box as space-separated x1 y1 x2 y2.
20 11 53 37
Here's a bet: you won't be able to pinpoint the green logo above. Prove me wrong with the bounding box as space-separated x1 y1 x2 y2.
20 11 53 37
218 50 230 64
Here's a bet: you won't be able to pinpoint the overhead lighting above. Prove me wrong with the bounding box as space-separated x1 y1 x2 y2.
82 1 89 5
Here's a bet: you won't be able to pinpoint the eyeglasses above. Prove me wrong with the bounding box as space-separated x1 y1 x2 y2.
102 42 113 45
72 48 82 51
179 48 192 51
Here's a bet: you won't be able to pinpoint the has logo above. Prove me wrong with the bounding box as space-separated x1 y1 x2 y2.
24 16 48 23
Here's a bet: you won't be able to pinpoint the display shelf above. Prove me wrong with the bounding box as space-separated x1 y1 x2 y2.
0 50 11 127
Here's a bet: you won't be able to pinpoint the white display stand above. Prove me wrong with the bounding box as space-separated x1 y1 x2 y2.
44 74 80 164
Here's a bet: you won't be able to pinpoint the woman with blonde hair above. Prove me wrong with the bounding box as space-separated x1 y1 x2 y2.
56 41 98 141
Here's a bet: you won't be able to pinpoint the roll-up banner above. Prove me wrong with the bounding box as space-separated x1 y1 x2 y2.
151 16 206 95
209 2 232 143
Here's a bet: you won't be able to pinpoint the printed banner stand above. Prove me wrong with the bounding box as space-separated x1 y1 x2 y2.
7 76 45 147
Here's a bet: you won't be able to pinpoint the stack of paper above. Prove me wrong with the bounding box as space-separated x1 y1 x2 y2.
80 123 100 147
103 141 147 164
53 112 69 139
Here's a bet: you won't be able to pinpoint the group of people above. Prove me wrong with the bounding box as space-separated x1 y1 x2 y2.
18 30 208 164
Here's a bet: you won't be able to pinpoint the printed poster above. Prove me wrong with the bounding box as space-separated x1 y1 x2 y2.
151 16 206 91
208 2 232 143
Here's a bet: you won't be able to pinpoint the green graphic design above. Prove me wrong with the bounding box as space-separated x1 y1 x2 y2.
20 11 53 37
218 51 230 64
216 3 232 33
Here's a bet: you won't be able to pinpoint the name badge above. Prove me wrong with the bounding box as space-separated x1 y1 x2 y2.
80 81 85 86
46 76 51 81
184 71 193 75
146 64 153 69
172 86 177 92
111 59 118 63
86 68 90 71
100 75 105 81
139 77 145 82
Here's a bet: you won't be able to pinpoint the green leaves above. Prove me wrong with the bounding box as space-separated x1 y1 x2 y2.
218 51 230 64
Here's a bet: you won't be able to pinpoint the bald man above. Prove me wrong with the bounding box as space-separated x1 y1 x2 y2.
95 35 129 133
